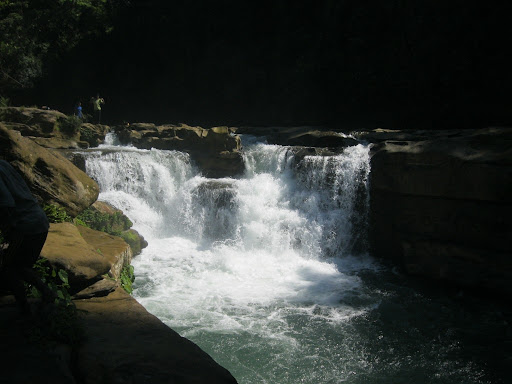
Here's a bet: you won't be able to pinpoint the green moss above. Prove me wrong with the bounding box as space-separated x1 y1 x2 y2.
119 230 142 256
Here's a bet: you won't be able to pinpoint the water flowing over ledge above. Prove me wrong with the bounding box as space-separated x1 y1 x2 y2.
80 132 509 384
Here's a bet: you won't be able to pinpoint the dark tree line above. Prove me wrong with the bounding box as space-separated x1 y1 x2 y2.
2 0 511 129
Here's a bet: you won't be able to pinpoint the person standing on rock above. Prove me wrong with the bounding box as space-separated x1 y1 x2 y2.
0 160 55 314
75 101 83 119
91 94 105 124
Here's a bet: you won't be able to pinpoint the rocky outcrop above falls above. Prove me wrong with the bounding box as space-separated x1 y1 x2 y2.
0 123 99 216
114 123 244 178
369 127 512 294
0 107 109 149
234 125 359 148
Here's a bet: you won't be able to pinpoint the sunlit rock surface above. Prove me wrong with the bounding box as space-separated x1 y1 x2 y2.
0 123 99 216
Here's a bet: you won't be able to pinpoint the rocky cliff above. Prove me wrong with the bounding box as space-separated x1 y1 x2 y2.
368 127 512 294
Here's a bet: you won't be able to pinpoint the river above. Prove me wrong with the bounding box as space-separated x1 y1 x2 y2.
82 133 509 384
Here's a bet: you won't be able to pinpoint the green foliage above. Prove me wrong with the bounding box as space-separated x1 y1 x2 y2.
80 123 97 144
29 257 72 306
43 204 72 223
58 114 82 135
0 0 117 91
120 264 135 294
76 207 132 235
0 95 10 107
27 257 84 346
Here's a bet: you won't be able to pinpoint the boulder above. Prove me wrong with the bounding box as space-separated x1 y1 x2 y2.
41 222 132 293
369 127 512 293
74 288 238 384
79 123 110 147
82 201 148 256
0 124 99 216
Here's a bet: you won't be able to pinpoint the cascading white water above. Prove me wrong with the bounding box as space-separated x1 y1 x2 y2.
80 133 497 384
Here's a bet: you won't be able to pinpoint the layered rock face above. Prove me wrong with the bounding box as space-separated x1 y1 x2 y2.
114 123 244 178
0 123 99 216
369 128 512 293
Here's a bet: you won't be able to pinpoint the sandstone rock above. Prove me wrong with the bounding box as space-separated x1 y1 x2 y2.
0 107 110 147
79 123 110 147
234 126 359 148
84 201 148 256
31 136 89 149
41 222 131 293
74 288 238 384
73 278 119 299
114 123 243 178
0 289 238 384
0 124 99 216
77 225 132 280
369 127 512 293
0 107 66 136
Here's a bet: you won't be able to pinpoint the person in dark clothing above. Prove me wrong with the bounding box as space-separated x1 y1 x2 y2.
0 160 55 314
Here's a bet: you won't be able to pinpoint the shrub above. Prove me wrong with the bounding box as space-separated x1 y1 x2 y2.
120 265 135 294
43 204 72 223
58 115 82 135
76 208 132 235
27 258 85 346
0 96 10 107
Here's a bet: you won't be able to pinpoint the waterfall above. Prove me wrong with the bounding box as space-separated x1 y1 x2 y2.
79 134 492 384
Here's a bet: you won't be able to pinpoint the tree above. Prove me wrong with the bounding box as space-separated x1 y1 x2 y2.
0 0 115 93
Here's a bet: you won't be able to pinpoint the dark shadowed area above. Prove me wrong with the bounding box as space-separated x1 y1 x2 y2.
5 0 511 129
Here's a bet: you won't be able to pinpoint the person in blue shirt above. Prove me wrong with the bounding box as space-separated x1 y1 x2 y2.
75 101 83 119
0 160 55 314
